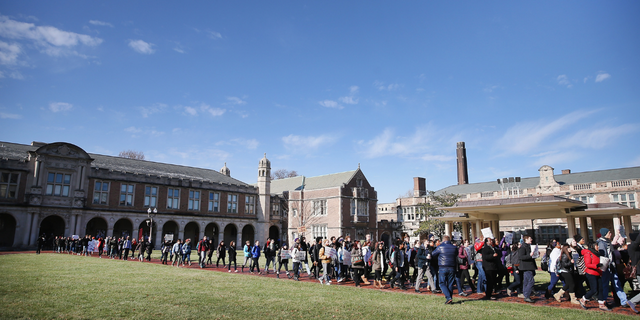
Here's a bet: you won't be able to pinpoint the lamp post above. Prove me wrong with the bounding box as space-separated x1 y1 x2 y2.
147 207 157 246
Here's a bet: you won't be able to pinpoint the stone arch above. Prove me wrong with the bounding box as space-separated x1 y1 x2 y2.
224 224 238 248
39 215 65 248
205 222 219 245
137 220 157 243
162 220 179 243
241 224 255 247
85 217 108 239
184 221 199 248
0 213 17 247
269 225 280 242
381 232 391 247
113 218 133 239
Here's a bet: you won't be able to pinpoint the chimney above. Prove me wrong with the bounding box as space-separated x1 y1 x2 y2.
413 177 426 197
562 169 571 174
456 142 469 185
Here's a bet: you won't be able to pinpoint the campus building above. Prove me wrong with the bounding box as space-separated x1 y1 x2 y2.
378 142 640 244
0 141 281 249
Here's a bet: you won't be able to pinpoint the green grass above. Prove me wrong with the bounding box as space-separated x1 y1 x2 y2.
0 253 633 320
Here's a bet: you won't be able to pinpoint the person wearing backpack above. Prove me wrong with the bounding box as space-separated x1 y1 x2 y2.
554 242 580 305
579 241 609 311
474 239 486 294
457 239 475 295
182 239 192 266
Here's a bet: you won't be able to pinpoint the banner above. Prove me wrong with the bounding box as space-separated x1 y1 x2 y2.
343 251 352 265
295 251 306 260
481 227 494 239
504 232 513 245
88 240 98 253
280 249 291 259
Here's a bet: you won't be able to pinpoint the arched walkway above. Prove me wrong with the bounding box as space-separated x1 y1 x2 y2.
0 213 16 247
269 225 280 242
86 217 108 239
241 225 254 247
113 218 133 239
205 222 219 245
162 221 179 243
40 215 65 238
224 224 238 248
138 220 157 243
184 222 199 248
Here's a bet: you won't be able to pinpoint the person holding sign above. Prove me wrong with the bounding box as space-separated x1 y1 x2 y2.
318 239 333 285
291 242 302 281
276 243 291 279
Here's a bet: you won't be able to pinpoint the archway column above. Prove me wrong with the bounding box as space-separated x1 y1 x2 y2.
155 224 163 249
623 216 633 240
23 212 33 246
579 217 589 241
475 220 483 240
566 217 576 239
68 214 76 237
462 222 469 240
29 212 39 246
236 230 242 250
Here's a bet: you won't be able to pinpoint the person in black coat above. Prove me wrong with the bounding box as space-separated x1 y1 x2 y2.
518 235 537 303
481 237 500 300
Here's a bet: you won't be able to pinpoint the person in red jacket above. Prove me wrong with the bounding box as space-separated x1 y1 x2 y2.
579 242 610 311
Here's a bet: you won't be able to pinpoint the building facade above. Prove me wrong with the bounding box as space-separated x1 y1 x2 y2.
0 141 282 249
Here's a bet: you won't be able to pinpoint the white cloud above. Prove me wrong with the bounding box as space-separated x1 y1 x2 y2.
124 126 142 134
319 100 342 109
49 102 72 112
359 126 441 159
564 124 638 149
207 30 222 39
128 39 155 54
201 103 225 116
173 47 185 54
184 106 197 116
350 86 359 94
0 40 21 65
0 15 102 58
89 20 113 28
595 72 611 83
229 138 259 150
339 96 358 105
0 69 24 79
282 134 337 153
374 81 401 91
496 110 596 155
556 75 572 88
124 126 163 138
0 112 21 119
532 151 580 167
226 96 246 105
483 85 500 93
138 103 167 118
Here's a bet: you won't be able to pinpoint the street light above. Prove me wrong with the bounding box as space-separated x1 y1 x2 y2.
147 207 157 246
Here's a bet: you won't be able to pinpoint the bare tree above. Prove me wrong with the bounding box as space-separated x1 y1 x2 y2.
271 169 298 180
118 150 145 160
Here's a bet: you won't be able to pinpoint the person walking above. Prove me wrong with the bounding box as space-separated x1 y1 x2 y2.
171 239 182 267
519 235 537 303
291 242 302 281
372 242 386 289
122 236 131 261
250 240 261 274
228 241 238 272
318 239 332 285
554 242 580 305
579 242 609 311
431 235 458 304
197 236 209 268
276 243 291 278
351 241 366 287
182 239 192 266
241 240 252 272
457 239 475 296
216 241 226 268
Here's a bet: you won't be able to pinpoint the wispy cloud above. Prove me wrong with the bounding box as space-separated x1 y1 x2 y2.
563 124 638 149
556 75 572 88
483 85 500 93
595 71 611 83
0 70 24 79
128 39 155 54
532 151 580 167
0 112 21 119
0 14 101 60
49 102 73 112
138 103 167 118
206 30 222 39
319 100 342 109
173 47 185 54
124 126 142 134
282 134 337 153
374 81 401 91
495 110 596 155
358 125 447 159
226 96 246 105
124 126 164 138
0 40 21 65
217 138 259 150
182 103 225 117
89 20 113 28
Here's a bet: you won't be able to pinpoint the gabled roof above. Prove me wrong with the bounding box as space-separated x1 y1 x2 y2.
268 170 357 195
0 141 252 188
436 166 640 196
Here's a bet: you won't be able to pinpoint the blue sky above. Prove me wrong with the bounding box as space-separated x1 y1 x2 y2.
1 2 639 203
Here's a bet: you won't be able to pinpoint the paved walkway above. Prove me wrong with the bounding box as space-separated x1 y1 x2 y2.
2 250 638 316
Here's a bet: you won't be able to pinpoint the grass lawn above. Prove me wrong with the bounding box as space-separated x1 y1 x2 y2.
0 253 633 320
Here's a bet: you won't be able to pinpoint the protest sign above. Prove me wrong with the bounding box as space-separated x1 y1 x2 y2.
295 251 306 261
532 245 540 259
504 232 513 245
280 249 291 259
343 251 352 265
452 232 462 241
481 227 494 239
326 247 337 259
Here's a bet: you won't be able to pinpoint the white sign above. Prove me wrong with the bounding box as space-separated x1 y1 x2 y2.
72 235 79 240
343 251 352 265
504 232 513 245
481 227 494 239
88 240 98 253
325 247 337 259
164 234 174 242
532 245 540 259
452 232 462 241
295 251 306 260
280 249 291 259
618 225 627 238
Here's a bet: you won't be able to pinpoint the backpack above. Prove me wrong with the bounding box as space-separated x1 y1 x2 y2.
389 250 396 267
505 252 513 269
576 256 586 275
540 254 549 272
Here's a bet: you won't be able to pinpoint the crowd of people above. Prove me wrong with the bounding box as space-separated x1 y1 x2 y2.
40 227 640 313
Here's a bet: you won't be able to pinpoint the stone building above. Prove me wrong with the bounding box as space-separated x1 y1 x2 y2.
271 167 382 245
0 141 280 249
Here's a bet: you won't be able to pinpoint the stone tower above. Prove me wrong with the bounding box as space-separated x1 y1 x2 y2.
256 153 271 242
456 142 469 185
220 162 230 177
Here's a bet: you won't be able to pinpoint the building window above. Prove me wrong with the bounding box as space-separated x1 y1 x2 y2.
120 184 134 206
313 200 327 216
46 172 71 196
208 192 220 212
271 203 280 216
612 180 632 187
312 225 327 239
612 193 636 208
358 199 368 216
188 190 200 211
245 195 255 214
93 181 109 204
572 195 595 204
481 191 494 198
292 209 298 217
144 186 158 207
167 188 180 209
351 199 356 216
357 179 363 187
0 172 19 199
227 194 238 213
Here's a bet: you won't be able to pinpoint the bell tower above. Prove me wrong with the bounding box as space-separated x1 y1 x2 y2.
257 153 271 241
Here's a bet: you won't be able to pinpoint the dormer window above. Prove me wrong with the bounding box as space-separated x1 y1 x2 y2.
46 172 71 196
